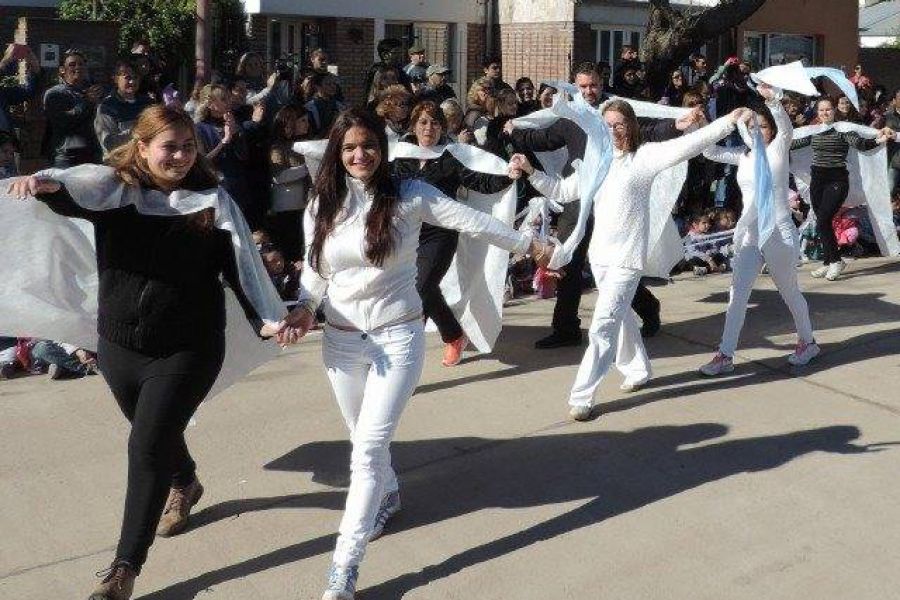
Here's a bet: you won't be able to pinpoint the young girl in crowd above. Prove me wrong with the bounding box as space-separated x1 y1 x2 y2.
682 212 729 276
510 101 747 420
275 108 553 599
7 105 283 600
269 104 312 262
700 84 819 375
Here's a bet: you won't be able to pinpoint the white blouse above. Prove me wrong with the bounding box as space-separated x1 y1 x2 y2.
298 177 531 331
703 98 796 248
529 115 736 271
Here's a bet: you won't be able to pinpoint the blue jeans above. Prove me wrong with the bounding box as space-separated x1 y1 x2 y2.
31 341 88 376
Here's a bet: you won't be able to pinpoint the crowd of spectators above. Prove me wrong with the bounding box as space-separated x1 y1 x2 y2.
3 35 900 380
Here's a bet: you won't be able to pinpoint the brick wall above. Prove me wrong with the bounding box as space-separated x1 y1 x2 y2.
500 22 576 86
329 17 374 106
466 23 486 96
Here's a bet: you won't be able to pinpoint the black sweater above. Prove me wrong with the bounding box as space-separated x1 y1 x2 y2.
37 186 263 356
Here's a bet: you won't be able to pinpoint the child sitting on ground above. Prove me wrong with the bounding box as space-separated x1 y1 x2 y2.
681 213 729 276
261 246 300 301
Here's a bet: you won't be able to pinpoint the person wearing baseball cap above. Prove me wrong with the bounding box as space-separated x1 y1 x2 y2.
417 64 456 105
404 43 429 82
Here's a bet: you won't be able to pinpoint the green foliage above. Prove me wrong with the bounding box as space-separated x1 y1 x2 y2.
58 0 197 66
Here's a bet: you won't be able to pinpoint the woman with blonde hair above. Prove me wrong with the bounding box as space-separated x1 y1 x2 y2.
374 84 412 143
6 105 284 600
464 76 494 130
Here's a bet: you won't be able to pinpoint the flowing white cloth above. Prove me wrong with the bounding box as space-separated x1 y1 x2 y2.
510 92 690 277
0 164 287 397
293 140 518 353
790 122 900 257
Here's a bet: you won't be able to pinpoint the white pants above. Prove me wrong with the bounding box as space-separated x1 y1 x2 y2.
570 265 649 408
323 320 425 568
719 235 814 356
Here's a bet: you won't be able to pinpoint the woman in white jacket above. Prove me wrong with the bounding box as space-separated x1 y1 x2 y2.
510 99 746 421
275 108 553 600
699 83 818 376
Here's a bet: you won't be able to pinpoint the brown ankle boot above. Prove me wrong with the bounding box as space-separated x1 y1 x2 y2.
156 477 203 537
88 563 136 600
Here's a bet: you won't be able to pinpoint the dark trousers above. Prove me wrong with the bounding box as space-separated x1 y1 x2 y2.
416 226 463 343
551 213 659 336
268 210 304 263
98 336 225 571
809 166 849 265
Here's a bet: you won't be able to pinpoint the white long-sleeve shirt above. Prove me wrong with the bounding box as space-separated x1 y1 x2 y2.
529 115 735 271
703 99 796 248
298 177 531 331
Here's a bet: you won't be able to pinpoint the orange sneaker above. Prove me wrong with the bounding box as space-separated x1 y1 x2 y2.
441 335 467 367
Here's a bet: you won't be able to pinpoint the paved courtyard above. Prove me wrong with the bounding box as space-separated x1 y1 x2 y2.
2 257 900 599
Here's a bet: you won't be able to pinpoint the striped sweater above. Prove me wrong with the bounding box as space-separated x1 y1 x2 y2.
791 128 877 168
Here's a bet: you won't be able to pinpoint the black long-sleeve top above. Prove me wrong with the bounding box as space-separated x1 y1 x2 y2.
393 141 513 242
36 186 264 356
791 128 879 169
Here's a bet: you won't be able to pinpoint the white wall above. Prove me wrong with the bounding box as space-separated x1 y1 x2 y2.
244 0 483 23
497 0 574 24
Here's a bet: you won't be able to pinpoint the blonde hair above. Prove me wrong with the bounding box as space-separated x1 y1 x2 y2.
375 85 411 119
194 84 228 122
108 104 218 192
466 77 493 108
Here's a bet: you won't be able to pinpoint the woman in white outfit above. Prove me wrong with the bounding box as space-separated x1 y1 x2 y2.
275 108 553 600
699 84 819 376
510 99 746 421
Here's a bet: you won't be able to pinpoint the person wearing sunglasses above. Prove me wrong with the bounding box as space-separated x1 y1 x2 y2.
95 59 154 156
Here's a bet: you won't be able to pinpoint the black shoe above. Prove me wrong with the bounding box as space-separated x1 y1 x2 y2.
535 331 584 349
640 297 661 338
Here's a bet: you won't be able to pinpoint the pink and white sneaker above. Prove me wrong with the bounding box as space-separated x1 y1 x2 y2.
788 341 820 366
699 352 734 377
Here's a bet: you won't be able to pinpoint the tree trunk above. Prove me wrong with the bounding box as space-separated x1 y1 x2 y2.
641 0 766 98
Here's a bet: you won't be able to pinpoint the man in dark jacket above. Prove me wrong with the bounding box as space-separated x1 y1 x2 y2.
506 62 703 348
43 49 104 167
416 65 457 105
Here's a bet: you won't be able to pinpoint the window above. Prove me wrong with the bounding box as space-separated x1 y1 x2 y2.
743 32 817 67
592 26 641 79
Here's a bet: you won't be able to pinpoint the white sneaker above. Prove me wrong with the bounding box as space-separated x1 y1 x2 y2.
788 341 820 366
620 375 650 393
810 264 828 278
569 404 593 421
369 490 401 541
824 261 845 281
699 353 734 377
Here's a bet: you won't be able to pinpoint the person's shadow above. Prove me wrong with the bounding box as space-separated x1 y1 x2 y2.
140 423 888 599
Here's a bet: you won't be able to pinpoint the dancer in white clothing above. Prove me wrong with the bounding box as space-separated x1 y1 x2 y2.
275 108 553 600
510 100 747 421
698 83 819 376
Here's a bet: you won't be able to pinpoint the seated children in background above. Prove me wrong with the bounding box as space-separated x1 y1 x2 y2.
681 213 729 276
261 246 300 301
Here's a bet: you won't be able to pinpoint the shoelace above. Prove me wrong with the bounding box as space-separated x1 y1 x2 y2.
95 564 132 590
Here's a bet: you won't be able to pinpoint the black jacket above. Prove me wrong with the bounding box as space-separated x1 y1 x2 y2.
37 187 263 356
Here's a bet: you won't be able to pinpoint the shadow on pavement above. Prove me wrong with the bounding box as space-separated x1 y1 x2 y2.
140 423 882 599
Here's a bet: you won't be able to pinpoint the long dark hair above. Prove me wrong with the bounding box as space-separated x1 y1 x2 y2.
309 108 399 274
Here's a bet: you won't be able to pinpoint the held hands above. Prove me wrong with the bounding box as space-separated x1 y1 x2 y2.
876 127 896 145
727 107 751 125
507 153 534 179
273 304 316 346
756 82 775 101
675 106 705 131
457 129 474 145
503 120 516 136
6 175 61 199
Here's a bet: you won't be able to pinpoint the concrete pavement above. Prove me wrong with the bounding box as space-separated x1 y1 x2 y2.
2 257 900 599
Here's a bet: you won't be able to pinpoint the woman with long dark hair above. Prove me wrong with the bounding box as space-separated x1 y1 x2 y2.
276 108 552 599
393 100 514 365
7 105 284 600
791 97 893 280
699 84 818 376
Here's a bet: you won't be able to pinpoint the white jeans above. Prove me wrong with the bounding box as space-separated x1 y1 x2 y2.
719 235 814 356
323 320 426 568
570 265 649 408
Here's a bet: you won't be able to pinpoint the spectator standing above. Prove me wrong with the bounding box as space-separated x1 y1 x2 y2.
417 65 456 105
612 45 641 93
303 48 344 103
305 72 346 138
515 77 540 116
660 69 686 107
375 85 412 143
363 38 412 101
0 42 40 135
95 60 154 157
483 55 513 92
269 104 312 263
404 43 429 82
43 49 104 168
690 54 710 85
463 76 494 130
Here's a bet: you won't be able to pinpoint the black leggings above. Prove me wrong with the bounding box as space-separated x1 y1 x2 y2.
416 227 463 343
809 166 849 265
97 336 225 571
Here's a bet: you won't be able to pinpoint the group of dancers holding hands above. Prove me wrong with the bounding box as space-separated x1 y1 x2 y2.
2 61 897 599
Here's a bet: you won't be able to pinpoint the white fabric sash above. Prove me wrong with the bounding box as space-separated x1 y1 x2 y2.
790 123 900 257
0 164 287 397
293 139 518 354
